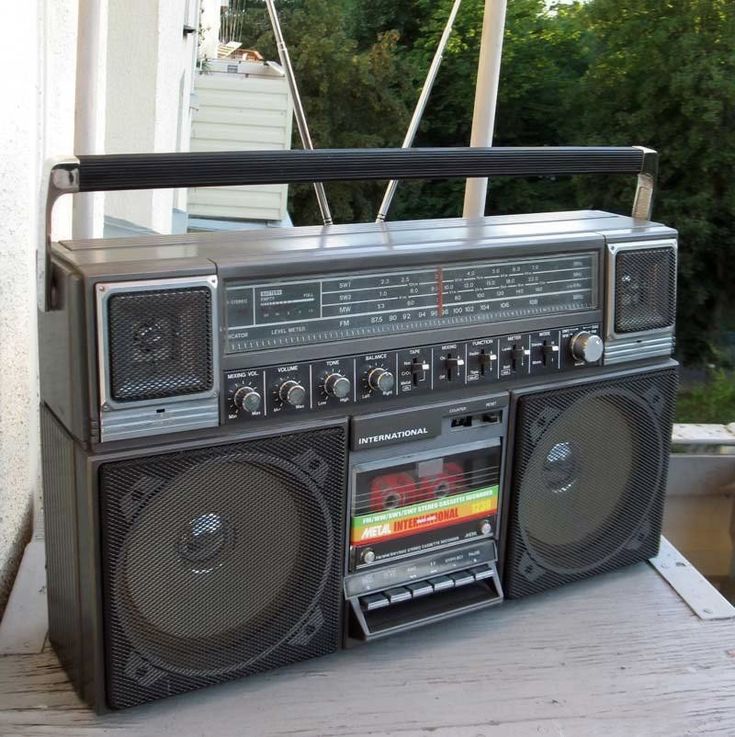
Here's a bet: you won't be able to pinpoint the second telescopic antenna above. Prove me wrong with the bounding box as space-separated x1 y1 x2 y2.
375 0 463 223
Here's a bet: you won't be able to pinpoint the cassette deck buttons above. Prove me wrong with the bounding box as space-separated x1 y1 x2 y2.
469 564 493 581
384 587 412 604
407 581 434 598
449 571 475 588
428 575 454 592
361 593 390 611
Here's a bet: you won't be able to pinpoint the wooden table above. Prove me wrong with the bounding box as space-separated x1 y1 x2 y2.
2 560 735 737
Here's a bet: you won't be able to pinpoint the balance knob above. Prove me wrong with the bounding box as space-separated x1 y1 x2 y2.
570 331 604 363
324 372 352 399
233 386 262 414
367 367 395 394
279 380 307 407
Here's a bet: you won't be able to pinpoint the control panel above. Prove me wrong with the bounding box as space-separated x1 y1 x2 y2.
224 323 601 422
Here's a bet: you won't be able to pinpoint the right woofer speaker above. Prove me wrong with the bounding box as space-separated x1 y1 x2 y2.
503 364 678 599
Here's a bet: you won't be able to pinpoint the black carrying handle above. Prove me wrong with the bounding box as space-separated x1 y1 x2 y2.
75 146 650 192
40 146 657 312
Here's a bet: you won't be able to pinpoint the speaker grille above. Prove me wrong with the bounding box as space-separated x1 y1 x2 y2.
614 247 676 333
107 287 213 402
99 426 346 709
504 366 677 599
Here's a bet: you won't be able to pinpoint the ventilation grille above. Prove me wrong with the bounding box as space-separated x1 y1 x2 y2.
614 247 676 333
504 366 677 599
99 426 346 709
107 287 213 402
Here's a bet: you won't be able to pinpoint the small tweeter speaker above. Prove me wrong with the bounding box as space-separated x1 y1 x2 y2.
613 244 676 333
95 276 220 442
603 241 677 364
503 364 677 599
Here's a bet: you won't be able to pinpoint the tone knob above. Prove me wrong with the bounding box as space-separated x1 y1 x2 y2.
367 367 395 394
570 331 604 363
233 386 262 414
279 380 307 407
324 372 352 399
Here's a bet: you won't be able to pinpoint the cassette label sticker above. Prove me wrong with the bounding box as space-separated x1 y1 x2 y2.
351 485 498 545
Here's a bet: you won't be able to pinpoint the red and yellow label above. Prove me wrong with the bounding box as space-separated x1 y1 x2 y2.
351 486 498 546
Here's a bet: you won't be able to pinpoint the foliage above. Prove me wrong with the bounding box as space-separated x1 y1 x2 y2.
230 0 413 224
568 0 735 364
233 0 735 366
676 371 735 423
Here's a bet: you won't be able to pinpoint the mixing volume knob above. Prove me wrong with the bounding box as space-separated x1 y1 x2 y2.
324 372 352 399
233 386 262 414
279 380 307 407
570 331 604 363
367 367 395 395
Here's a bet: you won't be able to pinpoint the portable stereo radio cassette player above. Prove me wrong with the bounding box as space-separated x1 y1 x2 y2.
38 147 677 711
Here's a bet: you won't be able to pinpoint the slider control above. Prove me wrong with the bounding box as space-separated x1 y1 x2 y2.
479 349 497 376
411 357 431 385
445 354 465 381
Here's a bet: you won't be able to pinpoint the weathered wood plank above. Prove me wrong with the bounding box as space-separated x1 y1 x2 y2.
672 423 735 446
1 564 735 737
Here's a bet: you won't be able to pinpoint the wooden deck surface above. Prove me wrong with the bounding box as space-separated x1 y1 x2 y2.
1 561 735 737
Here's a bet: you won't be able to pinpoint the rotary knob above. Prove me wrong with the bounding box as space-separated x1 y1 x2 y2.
367 367 395 395
324 372 352 399
569 331 604 363
233 386 262 414
278 379 307 407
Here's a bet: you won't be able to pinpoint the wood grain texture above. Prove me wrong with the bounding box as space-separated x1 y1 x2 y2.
1 563 734 737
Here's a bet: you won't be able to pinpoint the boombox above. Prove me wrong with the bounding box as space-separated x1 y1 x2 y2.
38 147 677 711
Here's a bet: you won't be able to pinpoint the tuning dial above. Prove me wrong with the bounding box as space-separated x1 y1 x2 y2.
233 386 262 414
324 372 352 399
569 331 604 363
367 367 395 395
278 379 307 407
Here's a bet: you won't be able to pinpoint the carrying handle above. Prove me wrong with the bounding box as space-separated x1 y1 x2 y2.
40 145 657 310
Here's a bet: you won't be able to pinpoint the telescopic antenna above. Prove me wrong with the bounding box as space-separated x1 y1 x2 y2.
264 0 333 225
375 0 463 223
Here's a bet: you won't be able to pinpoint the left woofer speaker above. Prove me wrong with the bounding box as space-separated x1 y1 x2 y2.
41 409 347 711
502 364 677 599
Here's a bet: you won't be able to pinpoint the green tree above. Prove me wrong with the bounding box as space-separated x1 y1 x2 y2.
570 0 735 362
232 0 413 224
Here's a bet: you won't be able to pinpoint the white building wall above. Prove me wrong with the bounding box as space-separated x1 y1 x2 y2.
0 0 77 613
105 0 199 233
0 0 199 614
188 63 292 222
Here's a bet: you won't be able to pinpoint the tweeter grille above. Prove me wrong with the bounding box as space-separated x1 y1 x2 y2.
99 425 346 709
614 246 676 333
504 365 677 599
105 285 213 402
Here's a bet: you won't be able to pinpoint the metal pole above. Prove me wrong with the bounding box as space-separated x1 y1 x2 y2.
462 0 507 218
72 0 106 238
376 0 463 223
264 0 333 225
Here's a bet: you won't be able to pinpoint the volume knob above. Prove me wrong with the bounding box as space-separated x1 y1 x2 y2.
233 386 262 414
279 380 307 407
324 372 352 399
367 367 395 395
570 331 604 363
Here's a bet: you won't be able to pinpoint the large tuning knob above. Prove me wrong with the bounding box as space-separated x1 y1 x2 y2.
278 380 307 407
569 331 604 363
367 367 395 395
233 386 262 414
